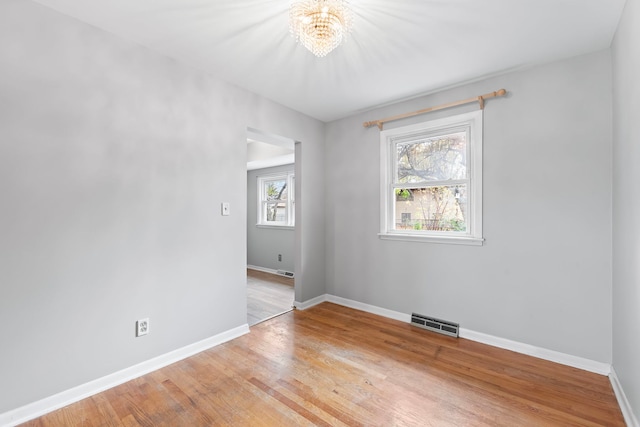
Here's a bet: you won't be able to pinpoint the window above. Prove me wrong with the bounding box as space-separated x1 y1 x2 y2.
257 172 295 228
379 110 483 245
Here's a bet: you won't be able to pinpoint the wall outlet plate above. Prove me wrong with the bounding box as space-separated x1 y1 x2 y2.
136 318 149 337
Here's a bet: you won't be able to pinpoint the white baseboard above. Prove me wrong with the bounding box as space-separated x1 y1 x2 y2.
326 295 411 323
247 265 278 275
314 294 611 376
294 294 327 310
0 324 250 427
610 367 640 427
459 328 611 375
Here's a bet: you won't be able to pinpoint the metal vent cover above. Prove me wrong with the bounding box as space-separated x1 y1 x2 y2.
276 270 295 278
411 313 459 338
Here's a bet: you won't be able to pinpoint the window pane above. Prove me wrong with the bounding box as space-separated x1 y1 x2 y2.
396 131 467 183
264 180 287 201
394 185 467 232
264 202 287 223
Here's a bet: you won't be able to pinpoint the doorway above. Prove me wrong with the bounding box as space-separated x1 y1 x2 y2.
246 128 296 326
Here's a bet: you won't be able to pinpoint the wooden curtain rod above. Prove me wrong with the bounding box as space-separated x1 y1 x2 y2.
363 89 507 130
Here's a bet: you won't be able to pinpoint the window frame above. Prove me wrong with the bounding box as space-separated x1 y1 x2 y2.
379 110 483 245
256 171 295 229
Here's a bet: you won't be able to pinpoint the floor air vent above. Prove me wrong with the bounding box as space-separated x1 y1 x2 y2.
411 313 459 337
276 270 295 278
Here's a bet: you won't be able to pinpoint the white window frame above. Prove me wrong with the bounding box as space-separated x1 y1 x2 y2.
379 110 483 245
257 172 295 229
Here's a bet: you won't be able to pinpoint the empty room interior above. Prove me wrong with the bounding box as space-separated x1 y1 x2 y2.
1 0 639 426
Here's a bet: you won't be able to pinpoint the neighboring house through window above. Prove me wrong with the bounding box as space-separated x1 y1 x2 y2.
379 110 483 245
257 172 295 228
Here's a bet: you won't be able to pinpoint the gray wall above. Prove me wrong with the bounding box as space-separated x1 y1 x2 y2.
247 164 295 272
612 0 640 419
325 49 613 363
0 0 325 413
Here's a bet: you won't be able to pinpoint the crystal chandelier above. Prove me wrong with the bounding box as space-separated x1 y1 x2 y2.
289 0 353 57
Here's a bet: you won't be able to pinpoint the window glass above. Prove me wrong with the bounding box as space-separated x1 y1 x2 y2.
380 111 482 245
257 172 295 227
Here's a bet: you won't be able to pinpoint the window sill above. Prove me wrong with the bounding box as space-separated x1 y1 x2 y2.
378 232 484 246
256 224 294 231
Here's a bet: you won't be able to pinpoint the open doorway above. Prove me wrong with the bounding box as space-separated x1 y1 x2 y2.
246 128 296 326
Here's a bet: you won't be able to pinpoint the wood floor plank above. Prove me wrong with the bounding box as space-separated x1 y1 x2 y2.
21 302 625 426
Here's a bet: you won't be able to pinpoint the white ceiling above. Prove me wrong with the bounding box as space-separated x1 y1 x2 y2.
246 127 295 170
246 140 294 170
33 0 626 122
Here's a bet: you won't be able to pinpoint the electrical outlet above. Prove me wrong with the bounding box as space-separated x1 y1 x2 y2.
136 318 149 337
278 254 282 262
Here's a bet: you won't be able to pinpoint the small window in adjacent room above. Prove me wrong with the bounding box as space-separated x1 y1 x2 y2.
379 110 483 245
257 172 295 228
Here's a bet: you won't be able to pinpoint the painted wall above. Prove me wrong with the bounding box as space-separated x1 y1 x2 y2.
325 50 613 363
0 0 325 414
247 164 295 272
612 0 640 421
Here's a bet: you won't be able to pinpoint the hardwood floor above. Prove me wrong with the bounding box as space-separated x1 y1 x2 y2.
246 269 294 326
22 303 624 426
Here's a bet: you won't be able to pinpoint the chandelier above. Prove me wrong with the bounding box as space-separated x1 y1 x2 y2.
289 0 353 57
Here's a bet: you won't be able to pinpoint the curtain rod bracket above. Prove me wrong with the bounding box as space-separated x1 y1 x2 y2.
362 120 384 130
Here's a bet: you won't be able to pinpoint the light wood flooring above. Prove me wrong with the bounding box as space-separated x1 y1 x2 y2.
22 302 625 426
247 269 294 326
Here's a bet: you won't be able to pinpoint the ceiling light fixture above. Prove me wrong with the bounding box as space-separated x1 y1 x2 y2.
289 0 353 57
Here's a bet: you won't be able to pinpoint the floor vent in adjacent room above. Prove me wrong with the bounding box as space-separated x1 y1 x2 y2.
411 313 459 337
276 270 295 278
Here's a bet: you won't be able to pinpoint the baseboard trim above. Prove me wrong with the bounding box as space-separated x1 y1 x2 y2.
459 328 611 375
610 367 640 427
320 295 611 376
0 324 250 427
294 294 328 310
247 265 278 275
326 295 411 323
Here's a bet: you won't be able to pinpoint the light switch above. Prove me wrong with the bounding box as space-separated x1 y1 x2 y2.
221 202 230 216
